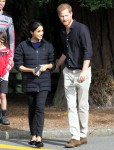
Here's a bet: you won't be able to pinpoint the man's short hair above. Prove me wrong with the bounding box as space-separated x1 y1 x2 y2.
57 3 72 14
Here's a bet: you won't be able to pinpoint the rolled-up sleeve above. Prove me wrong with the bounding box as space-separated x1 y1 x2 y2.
48 43 55 66
80 25 93 60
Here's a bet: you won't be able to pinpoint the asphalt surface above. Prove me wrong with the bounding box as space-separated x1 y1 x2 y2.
0 136 114 150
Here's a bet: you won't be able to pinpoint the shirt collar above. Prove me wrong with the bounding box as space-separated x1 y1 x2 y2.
70 19 77 29
61 19 77 33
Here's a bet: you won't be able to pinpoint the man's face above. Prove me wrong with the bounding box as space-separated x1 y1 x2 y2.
58 9 73 28
0 0 6 11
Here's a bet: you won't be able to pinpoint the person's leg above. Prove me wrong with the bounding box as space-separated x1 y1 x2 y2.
0 85 1 122
0 81 10 125
35 91 48 140
27 92 37 142
1 93 10 125
78 67 91 141
63 67 80 140
0 97 2 123
32 91 48 148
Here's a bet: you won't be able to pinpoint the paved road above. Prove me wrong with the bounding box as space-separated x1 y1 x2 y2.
0 136 114 150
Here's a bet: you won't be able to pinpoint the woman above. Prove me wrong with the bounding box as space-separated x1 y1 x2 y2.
14 20 55 148
0 31 13 125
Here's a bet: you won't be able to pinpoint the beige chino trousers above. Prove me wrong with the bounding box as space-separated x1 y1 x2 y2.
63 67 91 140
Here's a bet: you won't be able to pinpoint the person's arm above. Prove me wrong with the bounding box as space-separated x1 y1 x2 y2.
19 65 34 73
8 17 15 57
78 25 93 83
39 64 53 72
56 54 66 68
14 43 24 71
8 17 15 68
78 60 90 83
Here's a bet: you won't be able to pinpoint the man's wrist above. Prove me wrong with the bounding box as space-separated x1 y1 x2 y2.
56 63 59 68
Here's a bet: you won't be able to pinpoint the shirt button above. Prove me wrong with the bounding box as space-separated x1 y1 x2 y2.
69 66 70 67
69 59 70 60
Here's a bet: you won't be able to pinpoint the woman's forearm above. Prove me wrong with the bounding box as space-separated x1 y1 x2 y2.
19 66 34 73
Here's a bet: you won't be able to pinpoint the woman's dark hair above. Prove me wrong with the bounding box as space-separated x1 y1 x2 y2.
28 19 43 32
0 32 7 46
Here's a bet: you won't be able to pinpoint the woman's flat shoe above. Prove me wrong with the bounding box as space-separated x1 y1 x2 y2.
35 141 44 148
28 140 36 145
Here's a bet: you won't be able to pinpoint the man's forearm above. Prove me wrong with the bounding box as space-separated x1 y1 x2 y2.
56 54 66 67
82 60 90 72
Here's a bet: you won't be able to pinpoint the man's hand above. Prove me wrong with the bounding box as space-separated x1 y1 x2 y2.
77 71 87 83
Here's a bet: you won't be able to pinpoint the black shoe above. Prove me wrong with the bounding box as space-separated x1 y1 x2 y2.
1 116 10 125
35 141 44 148
28 140 36 145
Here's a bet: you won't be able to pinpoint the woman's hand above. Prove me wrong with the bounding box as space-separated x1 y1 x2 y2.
33 65 47 76
40 65 48 72
33 64 53 76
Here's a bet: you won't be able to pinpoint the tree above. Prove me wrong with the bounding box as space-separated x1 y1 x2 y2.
79 0 112 11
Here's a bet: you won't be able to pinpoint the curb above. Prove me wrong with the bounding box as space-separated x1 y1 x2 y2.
0 128 114 140
89 128 114 136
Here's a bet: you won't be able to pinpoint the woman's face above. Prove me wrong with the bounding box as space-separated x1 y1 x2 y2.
0 0 6 11
31 25 44 42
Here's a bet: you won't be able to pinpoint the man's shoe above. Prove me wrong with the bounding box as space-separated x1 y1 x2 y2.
65 139 81 148
35 141 44 148
1 116 10 125
80 137 87 144
67 139 71 143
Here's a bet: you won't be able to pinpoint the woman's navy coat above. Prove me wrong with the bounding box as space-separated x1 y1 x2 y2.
14 38 55 92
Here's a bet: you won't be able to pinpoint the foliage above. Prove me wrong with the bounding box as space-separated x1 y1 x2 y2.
90 68 114 106
79 0 112 11
33 0 69 7
6 0 113 11
31 0 113 10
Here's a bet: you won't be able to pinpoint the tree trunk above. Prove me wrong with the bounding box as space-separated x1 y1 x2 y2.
53 70 67 107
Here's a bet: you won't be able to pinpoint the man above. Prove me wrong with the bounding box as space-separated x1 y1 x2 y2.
56 3 93 148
